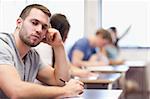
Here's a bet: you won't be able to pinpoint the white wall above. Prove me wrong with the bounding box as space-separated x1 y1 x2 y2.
0 0 26 33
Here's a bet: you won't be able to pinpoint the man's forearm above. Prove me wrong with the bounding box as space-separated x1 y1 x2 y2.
53 44 70 85
7 81 66 99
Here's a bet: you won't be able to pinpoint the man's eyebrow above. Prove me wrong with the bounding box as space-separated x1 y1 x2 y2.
31 19 49 28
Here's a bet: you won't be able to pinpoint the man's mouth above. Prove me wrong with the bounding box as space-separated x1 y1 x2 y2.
31 34 40 40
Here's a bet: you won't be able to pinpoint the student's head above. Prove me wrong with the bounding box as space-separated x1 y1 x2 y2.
95 28 112 47
16 4 51 47
108 27 117 43
109 27 117 33
50 13 70 42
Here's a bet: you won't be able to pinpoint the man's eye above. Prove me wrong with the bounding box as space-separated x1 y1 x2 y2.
32 21 38 25
42 26 47 30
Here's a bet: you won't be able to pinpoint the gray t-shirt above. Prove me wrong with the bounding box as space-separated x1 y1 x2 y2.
0 32 46 98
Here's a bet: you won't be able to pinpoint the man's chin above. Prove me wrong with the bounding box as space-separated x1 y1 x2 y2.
29 42 40 47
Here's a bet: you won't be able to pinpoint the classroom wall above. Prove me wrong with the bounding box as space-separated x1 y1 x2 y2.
0 0 84 49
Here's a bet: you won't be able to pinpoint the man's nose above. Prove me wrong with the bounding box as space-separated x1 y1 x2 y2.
36 24 42 33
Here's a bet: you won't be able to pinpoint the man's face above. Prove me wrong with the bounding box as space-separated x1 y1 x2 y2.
96 36 109 47
18 8 50 47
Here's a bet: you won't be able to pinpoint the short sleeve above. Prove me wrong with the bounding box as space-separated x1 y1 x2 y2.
73 39 89 53
0 40 14 65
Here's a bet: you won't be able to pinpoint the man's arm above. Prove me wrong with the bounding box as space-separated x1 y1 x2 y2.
0 65 83 98
72 50 106 67
37 28 70 86
70 63 96 78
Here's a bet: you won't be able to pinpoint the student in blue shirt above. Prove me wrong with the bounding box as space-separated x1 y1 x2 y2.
68 28 112 67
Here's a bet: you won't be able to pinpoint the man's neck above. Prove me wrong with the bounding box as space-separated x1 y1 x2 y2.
88 35 96 47
13 31 30 59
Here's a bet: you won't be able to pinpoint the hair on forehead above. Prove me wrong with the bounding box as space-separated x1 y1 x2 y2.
19 4 51 20
96 28 112 43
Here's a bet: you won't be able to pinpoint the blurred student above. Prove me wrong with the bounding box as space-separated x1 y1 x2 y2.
68 28 112 67
36 13 95 78
106 27 124 65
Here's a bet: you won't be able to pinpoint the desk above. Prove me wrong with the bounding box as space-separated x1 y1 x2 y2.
75 73 121 89
118 60 148 99
124 61 147 99
85 65 129 90
86 65 129 73
124 60 146 67
64 89 122 99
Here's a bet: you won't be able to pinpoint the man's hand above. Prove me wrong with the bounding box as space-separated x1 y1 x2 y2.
42 28 63 47
62 79 84 98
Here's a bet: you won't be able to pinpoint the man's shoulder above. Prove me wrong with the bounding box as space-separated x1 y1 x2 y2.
75 38 89 46
0 32 13 45
0 32 11 37
0 32 11 41
77 38 88 42
75 38 88 44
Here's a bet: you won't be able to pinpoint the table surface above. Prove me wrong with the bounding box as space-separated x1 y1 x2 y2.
75 73 121 84
86 65 129 73
64 89 122 99
124 60 146 67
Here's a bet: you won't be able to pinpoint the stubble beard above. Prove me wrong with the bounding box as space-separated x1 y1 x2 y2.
19 32 41 47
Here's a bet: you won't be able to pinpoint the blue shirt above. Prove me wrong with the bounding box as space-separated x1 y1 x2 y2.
68 38 96 61
105 45 119 60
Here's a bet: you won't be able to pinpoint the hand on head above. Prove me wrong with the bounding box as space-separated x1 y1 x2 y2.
42 28 63 47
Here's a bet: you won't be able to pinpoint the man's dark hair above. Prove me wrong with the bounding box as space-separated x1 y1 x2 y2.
109 27 117 33
19 4 51 20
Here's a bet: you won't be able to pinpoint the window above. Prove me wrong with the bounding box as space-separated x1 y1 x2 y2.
102 0 150 47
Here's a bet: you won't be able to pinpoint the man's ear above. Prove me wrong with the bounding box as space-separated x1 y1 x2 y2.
16 17 23 29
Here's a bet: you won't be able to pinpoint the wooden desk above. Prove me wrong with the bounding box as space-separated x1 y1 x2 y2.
75 73 121 89
123 61 148 99
64 89 122 99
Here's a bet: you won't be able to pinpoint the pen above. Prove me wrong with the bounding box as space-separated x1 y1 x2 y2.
60 78 84 87
59 78 66 84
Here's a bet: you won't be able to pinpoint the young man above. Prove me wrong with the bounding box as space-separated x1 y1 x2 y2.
68 28 112 67
0 4 83 98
